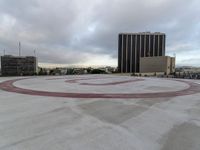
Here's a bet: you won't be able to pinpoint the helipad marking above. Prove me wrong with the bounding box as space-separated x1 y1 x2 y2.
64 77 144 86
0 77 200 99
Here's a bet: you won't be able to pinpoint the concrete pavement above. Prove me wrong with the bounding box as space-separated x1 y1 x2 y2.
0 75 200 150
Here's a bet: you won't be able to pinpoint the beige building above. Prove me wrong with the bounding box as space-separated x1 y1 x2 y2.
140 56 175 75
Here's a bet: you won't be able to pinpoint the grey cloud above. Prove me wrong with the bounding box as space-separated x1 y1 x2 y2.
0 0 200 66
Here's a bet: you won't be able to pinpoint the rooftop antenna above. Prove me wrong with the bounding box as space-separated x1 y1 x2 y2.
19 41 21 56
3 49 5 55
34 49 36 57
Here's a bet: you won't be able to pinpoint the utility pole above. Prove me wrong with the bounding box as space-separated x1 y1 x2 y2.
19 42 21 56
34 49 36 57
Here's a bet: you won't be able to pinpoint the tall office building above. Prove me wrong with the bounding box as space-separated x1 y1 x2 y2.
118 32 166 73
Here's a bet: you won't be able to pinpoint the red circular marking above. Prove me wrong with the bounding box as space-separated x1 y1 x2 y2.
65 77 107 83
64 77 144 85
80 79 144 86
0 78 200 99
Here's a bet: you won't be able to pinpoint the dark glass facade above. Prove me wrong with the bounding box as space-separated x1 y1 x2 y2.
118 32 166 73
1 55 37 76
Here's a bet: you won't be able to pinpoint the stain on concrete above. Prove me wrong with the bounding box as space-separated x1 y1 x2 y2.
79 100 147 124
160 122 200 150
187 108 200 118
145 86 172 91
136 98 170 107
0 133 47 149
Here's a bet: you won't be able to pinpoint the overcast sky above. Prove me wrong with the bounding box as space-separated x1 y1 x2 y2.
0 0 200 67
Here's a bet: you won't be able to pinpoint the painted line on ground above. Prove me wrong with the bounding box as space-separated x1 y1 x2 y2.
0 78 200 99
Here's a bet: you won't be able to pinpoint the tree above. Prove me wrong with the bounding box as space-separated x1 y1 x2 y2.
90 69 106 74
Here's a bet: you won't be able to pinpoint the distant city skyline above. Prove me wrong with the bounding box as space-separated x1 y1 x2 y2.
0 0 200 67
